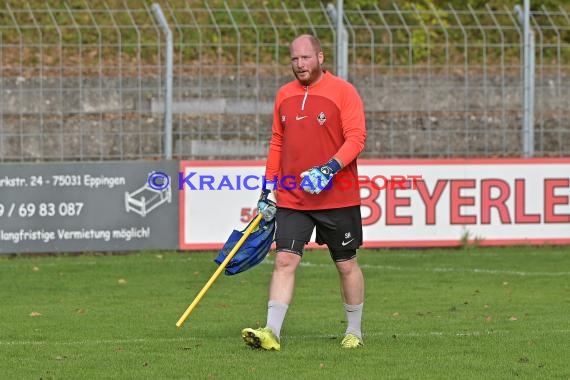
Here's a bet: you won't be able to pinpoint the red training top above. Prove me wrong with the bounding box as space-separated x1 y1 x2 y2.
265 70 366 210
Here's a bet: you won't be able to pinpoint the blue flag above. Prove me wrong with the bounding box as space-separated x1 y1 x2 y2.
214 217 275 275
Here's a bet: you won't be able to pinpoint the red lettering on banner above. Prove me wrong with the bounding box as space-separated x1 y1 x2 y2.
358 175 423 191
480 179 511 224
391 175 406 190
408 175 422 190
358 175 371 187
360 183 381 226
544 178 570 223
450 179 477 224
369 175 388 190
357 174 570 230
336 172 352 190
514 179 541 223
386 180 412 225
416 179 447 225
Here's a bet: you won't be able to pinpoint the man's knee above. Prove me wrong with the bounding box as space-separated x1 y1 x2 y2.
273 248 302 273
333 253 361 277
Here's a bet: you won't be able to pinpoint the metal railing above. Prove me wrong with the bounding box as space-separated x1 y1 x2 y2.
1 2 569 162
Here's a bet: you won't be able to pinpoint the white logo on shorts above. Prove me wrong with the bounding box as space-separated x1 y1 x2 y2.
342 232 354 246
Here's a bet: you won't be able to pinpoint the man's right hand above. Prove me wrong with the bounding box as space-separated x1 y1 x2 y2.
257 181 277 221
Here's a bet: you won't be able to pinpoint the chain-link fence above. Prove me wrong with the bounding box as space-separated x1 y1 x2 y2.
1 2 569 162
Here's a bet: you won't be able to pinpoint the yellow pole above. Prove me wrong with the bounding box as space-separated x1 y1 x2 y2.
176 213 263 328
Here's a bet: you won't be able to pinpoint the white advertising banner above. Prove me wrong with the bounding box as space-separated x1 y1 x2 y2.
179 159 570 249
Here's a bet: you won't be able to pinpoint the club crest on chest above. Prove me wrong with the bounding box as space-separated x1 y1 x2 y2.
317 112 326 126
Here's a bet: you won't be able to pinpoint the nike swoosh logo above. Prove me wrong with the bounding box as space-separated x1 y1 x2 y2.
295 115 308 120
341 239 355 246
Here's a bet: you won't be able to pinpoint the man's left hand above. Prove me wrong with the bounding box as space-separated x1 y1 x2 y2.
300 158 342 195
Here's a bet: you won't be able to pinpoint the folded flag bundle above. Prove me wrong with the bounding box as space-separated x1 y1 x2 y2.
214 216 275 275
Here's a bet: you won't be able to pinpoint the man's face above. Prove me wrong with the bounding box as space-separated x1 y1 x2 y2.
290 38 324 86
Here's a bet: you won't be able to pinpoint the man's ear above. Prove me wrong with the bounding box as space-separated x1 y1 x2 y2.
318 51 324 65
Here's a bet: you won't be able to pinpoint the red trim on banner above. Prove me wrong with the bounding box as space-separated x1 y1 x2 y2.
361 238 570 248
179 161 186 249
181 238 570 251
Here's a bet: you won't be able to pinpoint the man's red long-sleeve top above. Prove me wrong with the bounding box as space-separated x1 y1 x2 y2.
265 71 366 210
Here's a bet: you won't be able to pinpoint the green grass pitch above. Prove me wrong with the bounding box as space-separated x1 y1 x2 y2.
1 246 569 379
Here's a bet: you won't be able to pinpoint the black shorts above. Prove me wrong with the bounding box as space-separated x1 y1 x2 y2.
275 206 363 262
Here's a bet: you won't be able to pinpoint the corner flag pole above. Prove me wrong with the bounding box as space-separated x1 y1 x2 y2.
176 213 263 328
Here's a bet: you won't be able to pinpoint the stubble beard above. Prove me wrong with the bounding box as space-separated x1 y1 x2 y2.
294 68 318 86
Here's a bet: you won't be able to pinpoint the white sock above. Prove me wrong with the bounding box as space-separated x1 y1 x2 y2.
266 300 289 339
344 303 363 339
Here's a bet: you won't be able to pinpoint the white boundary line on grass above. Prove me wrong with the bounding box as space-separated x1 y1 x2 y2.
3 254 568 278
270 260 570 277
6 258 566 277
1 330 569 346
